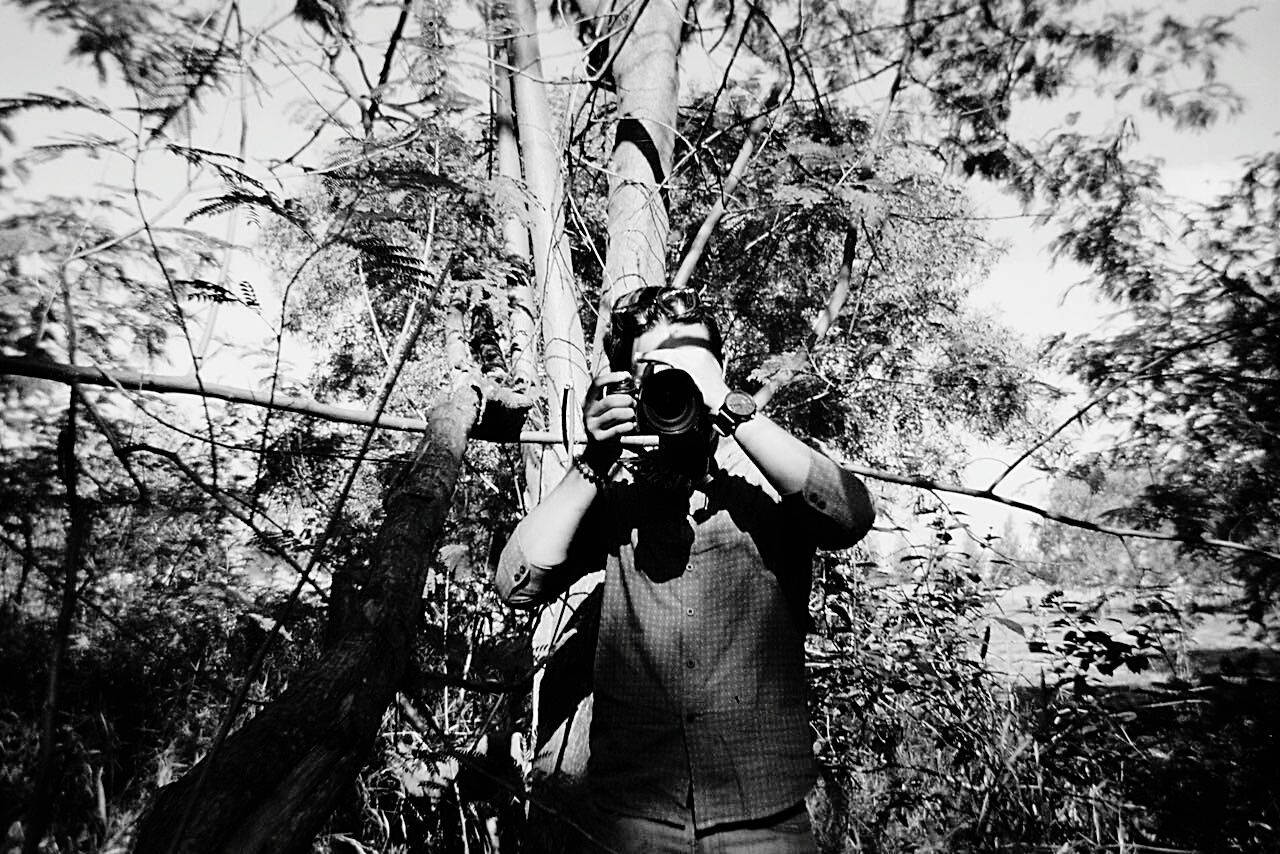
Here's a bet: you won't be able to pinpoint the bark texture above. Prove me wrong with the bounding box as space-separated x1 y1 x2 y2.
533 0 690 791
595 0 690 349
133 384 481 854
507 0 590 460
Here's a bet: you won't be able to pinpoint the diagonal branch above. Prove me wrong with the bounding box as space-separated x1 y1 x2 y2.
753 225 863 409
814 441 1280 565
1 356 434 433
74 388 151 503
670 85 781 291
985 327 1244 492
120 443 323 598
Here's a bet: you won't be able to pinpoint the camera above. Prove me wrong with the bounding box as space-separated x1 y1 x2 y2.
610 365 705 437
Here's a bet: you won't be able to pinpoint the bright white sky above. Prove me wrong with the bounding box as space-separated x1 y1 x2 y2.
2 0 1276 538
968 0 1280 340
943 0 1279 538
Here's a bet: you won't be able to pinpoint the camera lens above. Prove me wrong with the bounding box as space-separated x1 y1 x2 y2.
639 369 702 436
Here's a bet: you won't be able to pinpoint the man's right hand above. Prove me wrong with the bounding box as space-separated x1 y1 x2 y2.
583 370 638 459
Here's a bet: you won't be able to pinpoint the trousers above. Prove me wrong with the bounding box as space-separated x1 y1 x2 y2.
579 800 818 854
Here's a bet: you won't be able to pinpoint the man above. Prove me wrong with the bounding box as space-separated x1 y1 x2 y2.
496 287 875 852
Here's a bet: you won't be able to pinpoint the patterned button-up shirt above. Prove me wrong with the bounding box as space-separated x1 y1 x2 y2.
497 439 874 829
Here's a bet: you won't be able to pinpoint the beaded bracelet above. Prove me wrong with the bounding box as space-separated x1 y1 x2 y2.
572 454 610 488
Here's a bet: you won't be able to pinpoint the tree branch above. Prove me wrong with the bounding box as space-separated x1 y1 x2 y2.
986 327 1244 492
1 356 432 433
14 364 1271 562
670 85 781 291
814 441 1280 564
119 443 323 599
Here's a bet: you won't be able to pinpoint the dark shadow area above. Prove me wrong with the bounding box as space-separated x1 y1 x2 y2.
535 585 601 751
1187 645 1280 680
1022 648 1280 854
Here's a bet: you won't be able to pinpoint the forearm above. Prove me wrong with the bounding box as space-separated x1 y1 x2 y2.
509 464 600 568
732 414 876 546
731 414 816 495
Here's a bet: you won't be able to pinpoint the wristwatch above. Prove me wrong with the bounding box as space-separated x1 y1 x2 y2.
711 390 757 436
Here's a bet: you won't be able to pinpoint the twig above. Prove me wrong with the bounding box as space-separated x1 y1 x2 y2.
74 389 151 503
815 438 1280 564
986 327 1243 492
119 443 324 600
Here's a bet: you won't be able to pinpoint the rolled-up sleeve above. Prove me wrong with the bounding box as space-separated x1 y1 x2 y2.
495 528 554 608
495 502 609 608
781 450 875 550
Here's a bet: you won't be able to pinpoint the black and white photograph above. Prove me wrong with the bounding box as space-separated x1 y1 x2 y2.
1 0 1276 851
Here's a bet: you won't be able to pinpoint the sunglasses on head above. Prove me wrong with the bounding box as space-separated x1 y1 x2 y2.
610 287 703 336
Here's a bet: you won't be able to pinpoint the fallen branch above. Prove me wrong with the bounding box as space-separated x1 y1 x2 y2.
9 355 1276 563
0 356 620 444
2 355 432 434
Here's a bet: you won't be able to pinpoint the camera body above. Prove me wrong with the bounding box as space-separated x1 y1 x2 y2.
610 365 706 437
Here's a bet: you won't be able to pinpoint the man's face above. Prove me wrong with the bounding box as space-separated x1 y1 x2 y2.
628 320 717 382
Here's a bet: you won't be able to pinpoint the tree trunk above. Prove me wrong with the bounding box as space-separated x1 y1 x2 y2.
507 0 590 472
133 384 482 854
23 396 90 854
593 0 690 349
528 0 689 795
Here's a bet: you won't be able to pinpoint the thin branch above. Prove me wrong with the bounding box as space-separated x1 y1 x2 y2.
131 139 223 486
15 364 1274 563
74 389 151 503
816 440 1280 565
671 84 781 290
986 327 1243 492
1 357 431 433
23 397 89 854
377 0 413 90
0 356 647 445
866 0 917 155
119 443 324 599
753 224 862 409
167 257 453 848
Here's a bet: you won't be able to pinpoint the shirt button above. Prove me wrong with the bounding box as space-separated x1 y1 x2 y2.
685 659 696 669
685 608 694 616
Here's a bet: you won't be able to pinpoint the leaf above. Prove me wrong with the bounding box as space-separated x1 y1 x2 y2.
439 543 471 580
993 616 1025 637
748 350 806 385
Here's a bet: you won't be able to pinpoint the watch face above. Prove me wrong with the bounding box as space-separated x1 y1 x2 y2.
724 391 756 418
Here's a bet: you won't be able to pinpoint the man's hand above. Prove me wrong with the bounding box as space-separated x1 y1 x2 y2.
639 346 731 412
583 370 637 464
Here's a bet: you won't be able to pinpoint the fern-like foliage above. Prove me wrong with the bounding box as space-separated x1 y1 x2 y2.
14 0 237 140
337 235 431 290
177 278 260 309
186 191 310 234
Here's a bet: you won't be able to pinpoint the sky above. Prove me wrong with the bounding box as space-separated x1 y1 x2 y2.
2 0 1277 539
3 0 1275 326
967 0 1280 340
